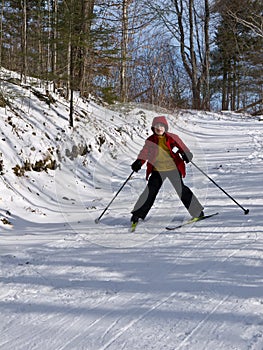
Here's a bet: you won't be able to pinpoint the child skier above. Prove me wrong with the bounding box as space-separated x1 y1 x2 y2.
131 116 204 227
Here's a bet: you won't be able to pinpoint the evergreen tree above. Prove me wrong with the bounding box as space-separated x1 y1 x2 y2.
211 0 263 110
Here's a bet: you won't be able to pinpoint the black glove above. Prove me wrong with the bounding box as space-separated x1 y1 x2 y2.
131 159 142 172
181 151 193 163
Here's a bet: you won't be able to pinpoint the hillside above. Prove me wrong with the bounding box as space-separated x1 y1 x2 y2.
0 68 263 350
0 68 153 229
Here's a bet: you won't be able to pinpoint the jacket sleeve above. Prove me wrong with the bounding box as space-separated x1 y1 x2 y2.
168 133 190 154
137 138 152 165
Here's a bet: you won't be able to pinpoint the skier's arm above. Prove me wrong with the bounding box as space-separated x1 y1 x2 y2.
131 138 152 172
170 133 193 163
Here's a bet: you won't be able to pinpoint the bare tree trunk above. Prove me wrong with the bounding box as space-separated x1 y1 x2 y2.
188 0 200 109
222 64 228 110
201 0 210 110
47 0 52 74
231 61 237 110
21 0 27 84
69 44 74 127
79 0 95 97
120 0 129 102
36 1 43 80
51 0 58 91
67 32 71 100
0 0 4 68
173 0 202 109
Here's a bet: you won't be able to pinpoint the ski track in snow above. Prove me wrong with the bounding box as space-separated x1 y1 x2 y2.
1 220 262 350
0 80 262 350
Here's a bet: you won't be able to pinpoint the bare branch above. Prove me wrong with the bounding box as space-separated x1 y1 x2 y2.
227 9 263 38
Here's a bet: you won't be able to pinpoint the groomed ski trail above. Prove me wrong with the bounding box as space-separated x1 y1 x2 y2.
0 107 262 350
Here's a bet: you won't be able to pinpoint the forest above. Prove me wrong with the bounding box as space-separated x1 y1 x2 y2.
0 0 262 116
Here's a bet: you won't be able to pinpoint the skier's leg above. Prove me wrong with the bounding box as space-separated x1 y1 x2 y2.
131 171 163 220
168 170 204 218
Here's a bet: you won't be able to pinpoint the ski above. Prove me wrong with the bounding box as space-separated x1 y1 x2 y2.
165 212 219 231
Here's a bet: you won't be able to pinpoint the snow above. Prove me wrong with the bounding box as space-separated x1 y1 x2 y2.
0 68 263 349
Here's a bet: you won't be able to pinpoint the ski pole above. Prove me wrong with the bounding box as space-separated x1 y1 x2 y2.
191 161 249 215
95 171 134 223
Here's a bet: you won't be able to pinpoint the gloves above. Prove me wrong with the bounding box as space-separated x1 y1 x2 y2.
131 159 142 172
181 151 193 163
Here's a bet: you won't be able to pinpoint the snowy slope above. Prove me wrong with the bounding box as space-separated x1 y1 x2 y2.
0 68 263 350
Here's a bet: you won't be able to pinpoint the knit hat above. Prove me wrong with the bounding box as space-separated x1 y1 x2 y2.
151 116 169 132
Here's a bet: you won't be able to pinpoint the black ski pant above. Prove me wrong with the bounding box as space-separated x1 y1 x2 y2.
132 170 203 219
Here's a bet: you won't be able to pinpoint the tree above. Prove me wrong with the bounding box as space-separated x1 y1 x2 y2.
227 4 263 38
78 0 95 97
20 0 27 83
0 0 4 68
211 0 263 110
128 32 190 109
143 0 211 110
120 0 129 102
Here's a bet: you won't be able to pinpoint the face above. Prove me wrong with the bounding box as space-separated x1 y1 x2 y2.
154 123 165 135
